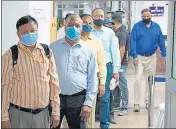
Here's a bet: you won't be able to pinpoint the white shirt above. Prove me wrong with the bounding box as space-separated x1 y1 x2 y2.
57 26 65 40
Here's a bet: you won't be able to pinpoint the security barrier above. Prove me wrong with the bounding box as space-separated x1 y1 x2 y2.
148 76 166 128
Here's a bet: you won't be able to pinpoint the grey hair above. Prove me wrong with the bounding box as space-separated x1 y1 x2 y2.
141 8 151 14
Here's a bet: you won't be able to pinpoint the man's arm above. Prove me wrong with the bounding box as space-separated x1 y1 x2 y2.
2 50 13 121
158 25 166 57
110 31 121 73
97 39 107 86
48 49 61 116
83 53 97 107
130 25 138 59
119 31 128 61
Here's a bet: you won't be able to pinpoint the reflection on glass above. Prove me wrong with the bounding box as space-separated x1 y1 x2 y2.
173 3 176 79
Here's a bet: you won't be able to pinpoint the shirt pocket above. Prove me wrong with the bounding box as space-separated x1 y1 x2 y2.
73 55 87 73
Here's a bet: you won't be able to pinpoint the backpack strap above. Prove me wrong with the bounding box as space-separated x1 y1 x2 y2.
40 43 50 59
10 45 18 67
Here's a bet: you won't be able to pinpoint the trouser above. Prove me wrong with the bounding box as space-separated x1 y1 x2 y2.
99 63 112 129
57 90 86 129
134 53 156 104
114 65 128 109
110 90 114 117
61 97 97 128
9 106 50 128
95 95 100 118
87 96 97 128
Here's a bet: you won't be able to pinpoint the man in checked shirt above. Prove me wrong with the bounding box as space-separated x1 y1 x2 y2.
2 15 60 128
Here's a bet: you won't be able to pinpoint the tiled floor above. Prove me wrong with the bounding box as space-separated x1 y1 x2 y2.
95 109 156 128
95 59 165 128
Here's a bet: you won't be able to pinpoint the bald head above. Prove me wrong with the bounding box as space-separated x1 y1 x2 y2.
92 8 104 21
65 14 83 26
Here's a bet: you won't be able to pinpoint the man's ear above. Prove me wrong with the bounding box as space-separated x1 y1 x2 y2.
17 31 20 38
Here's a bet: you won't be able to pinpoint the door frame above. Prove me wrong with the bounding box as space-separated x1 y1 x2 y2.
165 1 176 128
165 1 176 93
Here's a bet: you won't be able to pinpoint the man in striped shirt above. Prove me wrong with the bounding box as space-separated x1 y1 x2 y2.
2 15 60 128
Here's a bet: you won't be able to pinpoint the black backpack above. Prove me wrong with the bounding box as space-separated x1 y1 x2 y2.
10 43 52 115
10 43 50 66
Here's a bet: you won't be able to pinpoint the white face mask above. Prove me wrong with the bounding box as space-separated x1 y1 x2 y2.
122 18 127 26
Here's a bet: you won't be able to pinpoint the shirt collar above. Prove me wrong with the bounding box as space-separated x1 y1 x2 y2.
18 42 43 50
92 25 105 32
62 37 83 47
81 33 93 41
140 20 156 27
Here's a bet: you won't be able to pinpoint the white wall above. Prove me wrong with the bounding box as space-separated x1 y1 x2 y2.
28 1 52 45
2 1 52 55
131 1 169 35
2 1 29 54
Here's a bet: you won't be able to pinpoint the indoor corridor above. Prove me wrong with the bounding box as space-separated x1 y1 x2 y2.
95 58 165 128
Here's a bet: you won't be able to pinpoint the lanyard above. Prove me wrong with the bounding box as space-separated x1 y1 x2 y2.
18 46 44 64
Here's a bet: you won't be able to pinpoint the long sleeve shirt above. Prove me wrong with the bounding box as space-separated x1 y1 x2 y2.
2 42 60 121
92 26 121 73
81 34 107 85
50 38 98 107
130 21 166 58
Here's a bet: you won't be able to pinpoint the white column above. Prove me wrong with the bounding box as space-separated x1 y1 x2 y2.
111 1 119 11
84 4 91 15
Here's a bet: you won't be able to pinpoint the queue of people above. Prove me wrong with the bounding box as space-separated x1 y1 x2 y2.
2 7 166 129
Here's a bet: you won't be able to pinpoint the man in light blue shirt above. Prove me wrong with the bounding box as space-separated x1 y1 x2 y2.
91 8 120 128
50 14 97 129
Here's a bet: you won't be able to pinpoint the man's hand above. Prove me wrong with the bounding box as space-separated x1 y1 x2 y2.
50 115 60 128
2 120 11 129
98 84 105 97
80 105 91 119
133 58 139 66
112 73 119 82
161 57 166 64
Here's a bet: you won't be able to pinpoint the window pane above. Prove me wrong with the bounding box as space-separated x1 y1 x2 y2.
79 5 84 8
79 9 84 16
57 9 62 19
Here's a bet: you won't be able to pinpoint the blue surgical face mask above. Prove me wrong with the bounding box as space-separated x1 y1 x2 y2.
66 26 81 40
82 24 93 33
20 33 38 46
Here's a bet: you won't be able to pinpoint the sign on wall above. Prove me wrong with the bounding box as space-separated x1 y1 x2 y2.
29 1 52 45
149 6 164 16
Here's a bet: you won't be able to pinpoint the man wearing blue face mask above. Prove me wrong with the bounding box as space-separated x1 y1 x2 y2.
2 15 60 128
80 13 107 128
50 14 97 129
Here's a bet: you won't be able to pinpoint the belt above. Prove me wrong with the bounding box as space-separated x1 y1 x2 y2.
138 52 155 57
10 103 48 115
60 89 86 98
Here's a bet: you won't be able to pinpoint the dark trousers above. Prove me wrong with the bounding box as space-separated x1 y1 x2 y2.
110 90 114 117
56 90 86 129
